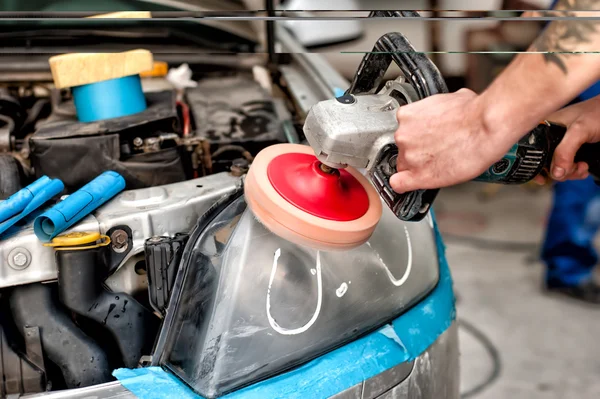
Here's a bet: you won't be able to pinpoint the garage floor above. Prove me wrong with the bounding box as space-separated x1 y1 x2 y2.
435 182 600 399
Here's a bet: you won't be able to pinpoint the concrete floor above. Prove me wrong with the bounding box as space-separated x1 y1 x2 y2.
435 182 600 398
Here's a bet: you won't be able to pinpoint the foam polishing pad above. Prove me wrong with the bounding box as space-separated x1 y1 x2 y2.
244 143 382 251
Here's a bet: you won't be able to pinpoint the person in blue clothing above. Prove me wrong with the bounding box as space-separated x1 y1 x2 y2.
541 80 600 303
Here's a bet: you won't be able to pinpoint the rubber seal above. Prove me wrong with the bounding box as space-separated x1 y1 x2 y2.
267 153 369 221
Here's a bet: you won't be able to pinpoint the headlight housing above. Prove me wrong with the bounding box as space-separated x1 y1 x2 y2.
156 190 440 398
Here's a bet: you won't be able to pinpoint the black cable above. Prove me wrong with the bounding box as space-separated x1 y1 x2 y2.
441 232 539 252
458 319 502 398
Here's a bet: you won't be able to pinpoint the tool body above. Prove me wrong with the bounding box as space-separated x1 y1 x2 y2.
303 32 600 223
245 27 600 252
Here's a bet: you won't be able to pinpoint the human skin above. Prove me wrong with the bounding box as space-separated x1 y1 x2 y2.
390 1 600 193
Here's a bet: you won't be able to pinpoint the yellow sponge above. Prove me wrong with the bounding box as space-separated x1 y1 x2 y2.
49 49 154 89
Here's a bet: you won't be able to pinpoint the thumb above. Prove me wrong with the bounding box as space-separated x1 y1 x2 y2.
389 171 419 194
551 121 589 180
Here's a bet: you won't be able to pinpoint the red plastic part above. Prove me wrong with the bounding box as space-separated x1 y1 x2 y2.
266 153 370 221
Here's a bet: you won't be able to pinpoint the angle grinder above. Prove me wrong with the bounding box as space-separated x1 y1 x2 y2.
244 31 600 252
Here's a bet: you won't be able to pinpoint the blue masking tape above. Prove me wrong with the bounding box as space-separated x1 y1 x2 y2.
0 176 64 236
333 87 346 98
72 75 147 123
34 171 126 242
114 211 455 399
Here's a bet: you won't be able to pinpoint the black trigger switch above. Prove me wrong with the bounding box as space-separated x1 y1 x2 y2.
336 94 356 105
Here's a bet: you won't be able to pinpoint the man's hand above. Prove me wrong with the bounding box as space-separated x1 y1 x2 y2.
534 96 600 184
389 89 517 194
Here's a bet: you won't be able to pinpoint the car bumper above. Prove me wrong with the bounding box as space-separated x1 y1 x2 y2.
25 321 459 399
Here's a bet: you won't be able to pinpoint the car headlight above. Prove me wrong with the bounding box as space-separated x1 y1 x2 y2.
156 190 440 398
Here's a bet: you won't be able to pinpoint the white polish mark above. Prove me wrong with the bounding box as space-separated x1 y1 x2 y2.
336 282 348 297
266 249 323 335
367 226 412 287
310 268 316 275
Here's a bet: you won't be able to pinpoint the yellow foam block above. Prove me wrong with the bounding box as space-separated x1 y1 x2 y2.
86 11 152 19
49 49 154 89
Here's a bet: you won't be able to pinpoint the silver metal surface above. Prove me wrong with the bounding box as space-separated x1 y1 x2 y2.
363 360 415 398
329 322 459 399
0 173 241 290
8 248 31 270
161 196 440 397
23 381 135 399
303 81 419 170
105 252 148 298
330 384 363 399
375 323 460 399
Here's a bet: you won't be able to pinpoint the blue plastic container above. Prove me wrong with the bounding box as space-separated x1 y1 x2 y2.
72 75 147 123
34 171 126 242
0 176 65 236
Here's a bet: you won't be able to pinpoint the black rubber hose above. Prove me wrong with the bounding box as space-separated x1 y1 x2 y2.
459 319 502 398
0 154 22 199
9 283 113 388
56 248 160 368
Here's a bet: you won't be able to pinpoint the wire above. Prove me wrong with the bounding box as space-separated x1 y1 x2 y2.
176 100 191 136
459 318 502 398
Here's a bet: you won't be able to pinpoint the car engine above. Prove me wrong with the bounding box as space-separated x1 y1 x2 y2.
0 69 299 396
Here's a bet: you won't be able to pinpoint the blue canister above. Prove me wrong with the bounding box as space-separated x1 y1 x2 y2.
72 74 147 123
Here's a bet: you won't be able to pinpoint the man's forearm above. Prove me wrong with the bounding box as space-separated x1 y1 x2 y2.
476 1 600 145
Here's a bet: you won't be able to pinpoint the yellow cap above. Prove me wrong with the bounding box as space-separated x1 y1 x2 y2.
140 61 168 78
43 232 111 250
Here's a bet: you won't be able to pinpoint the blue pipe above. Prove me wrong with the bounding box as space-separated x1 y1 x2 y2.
0 176 64 236
72 75 147 123
34 171 126 242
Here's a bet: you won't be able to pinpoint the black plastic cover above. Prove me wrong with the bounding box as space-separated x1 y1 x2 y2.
145 234 189 315
29 91 186 192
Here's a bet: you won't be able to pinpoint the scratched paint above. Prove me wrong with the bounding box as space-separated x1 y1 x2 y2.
335 282 348 297
266 249 323 335
367 226 412 287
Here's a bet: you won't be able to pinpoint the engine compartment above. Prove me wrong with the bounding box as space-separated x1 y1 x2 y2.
0 65 304 396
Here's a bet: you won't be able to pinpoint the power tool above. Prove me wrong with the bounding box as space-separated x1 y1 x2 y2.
244 30 600 252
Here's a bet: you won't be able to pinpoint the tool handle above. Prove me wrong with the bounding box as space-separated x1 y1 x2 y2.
476 122 600 184
348 27 448 222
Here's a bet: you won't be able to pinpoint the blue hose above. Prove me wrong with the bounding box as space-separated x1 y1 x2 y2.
0 176 65 236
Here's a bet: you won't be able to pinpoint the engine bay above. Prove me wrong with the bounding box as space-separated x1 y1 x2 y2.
0 64 305 396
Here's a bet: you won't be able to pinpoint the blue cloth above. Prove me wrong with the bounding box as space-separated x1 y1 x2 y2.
113 213 455 399
542 177 600 286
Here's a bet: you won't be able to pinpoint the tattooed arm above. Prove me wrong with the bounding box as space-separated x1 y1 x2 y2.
477 0 600 178
388 0 600 193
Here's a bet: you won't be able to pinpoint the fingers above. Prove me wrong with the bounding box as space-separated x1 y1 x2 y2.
551 121 590 180
570 162 590 180
390 171 418 194
533 175 546 185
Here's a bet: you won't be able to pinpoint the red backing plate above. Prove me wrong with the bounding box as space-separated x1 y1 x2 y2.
267 153 370 221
